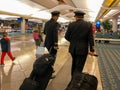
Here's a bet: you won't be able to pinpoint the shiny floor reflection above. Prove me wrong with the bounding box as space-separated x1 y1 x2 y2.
0 33 102 90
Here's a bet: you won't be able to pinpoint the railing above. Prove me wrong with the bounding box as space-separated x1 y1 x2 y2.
95 32 120 42
95 38 120 42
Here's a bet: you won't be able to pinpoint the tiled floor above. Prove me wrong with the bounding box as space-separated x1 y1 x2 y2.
0 33 102 90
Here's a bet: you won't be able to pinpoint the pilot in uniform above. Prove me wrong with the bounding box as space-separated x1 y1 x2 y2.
65 10 95 77
44 11 60 78
44 11 60 60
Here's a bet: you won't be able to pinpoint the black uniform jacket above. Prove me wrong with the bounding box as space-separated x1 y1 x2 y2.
65 19 94 55
0 37 11 52
44 18 59 49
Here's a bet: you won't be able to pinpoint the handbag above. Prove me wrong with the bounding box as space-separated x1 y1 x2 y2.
36 46 45 55
36 46 49 58
19 77 40 90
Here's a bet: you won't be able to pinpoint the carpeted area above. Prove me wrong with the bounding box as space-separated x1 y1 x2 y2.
96 43 120 90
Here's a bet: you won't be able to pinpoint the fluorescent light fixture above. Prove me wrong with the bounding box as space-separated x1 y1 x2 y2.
0 15 19 19
32 11 69 23
87 17 96 22
87 0 104 21
0 0 40 15
109 19 112 21
58 17 69 23
29 19 43 23
31 11 51 20
104 10 119 18
0 0 70 23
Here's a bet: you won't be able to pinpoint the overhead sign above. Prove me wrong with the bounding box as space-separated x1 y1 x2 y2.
96 20 101 28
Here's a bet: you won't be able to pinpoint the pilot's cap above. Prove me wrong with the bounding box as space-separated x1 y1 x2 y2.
51 11 60 16
74 10 85 16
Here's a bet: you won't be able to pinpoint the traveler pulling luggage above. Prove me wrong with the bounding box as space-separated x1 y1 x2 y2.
19 54 55 90
66 54 98 90
65 72 98 90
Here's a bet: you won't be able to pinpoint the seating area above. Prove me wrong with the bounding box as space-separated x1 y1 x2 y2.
95 32 120 39
95 32 120 43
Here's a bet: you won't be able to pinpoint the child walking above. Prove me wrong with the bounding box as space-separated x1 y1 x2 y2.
0 32 15 66
33 26 43 48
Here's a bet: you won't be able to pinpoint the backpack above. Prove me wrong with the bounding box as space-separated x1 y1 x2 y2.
32 54 55 76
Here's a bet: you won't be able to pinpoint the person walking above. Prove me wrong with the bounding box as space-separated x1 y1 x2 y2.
43 11 60 78
33 26 43 48
0 32 15 66
44 11 60 61
65 10 95 77
38 25 43 42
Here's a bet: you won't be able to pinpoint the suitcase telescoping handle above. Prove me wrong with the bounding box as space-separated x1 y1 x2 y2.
88 52 98 57
93 54 98 57
88 52 98 75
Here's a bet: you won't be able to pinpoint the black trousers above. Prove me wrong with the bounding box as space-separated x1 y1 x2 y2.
47 46 57 65
70 53 87 77
66 53 88 89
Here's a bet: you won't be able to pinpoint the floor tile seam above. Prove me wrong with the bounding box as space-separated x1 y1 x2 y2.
48 55 71 85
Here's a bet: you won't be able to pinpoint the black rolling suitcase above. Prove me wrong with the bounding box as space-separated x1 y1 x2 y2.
66 72 98 90
19 54 55 90
19 76 40 90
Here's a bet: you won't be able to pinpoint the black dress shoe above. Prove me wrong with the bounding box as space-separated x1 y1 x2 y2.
50 75 56 79
52 70 55 73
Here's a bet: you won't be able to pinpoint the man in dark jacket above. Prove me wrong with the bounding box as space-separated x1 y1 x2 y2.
44 11 60 59
65 11 95 77
44 11 60 78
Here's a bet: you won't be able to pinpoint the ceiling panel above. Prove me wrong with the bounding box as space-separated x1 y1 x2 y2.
96 0 120 21
72 0 88 9
30 0 76 20
104 0 114 6
64 0 75 7
19 0 106 21
1 0 119 22
31 0 58 8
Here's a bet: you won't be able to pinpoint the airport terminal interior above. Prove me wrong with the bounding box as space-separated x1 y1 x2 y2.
0 0 120 90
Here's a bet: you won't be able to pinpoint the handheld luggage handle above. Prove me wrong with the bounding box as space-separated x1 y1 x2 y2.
91 54 98 75
87 52 98 75
88 52 98 57
93 54 98 57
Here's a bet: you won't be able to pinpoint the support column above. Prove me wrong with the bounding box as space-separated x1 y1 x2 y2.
112 17 118 32
21 18 26 34
42 21 45 29
42 21 46 32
